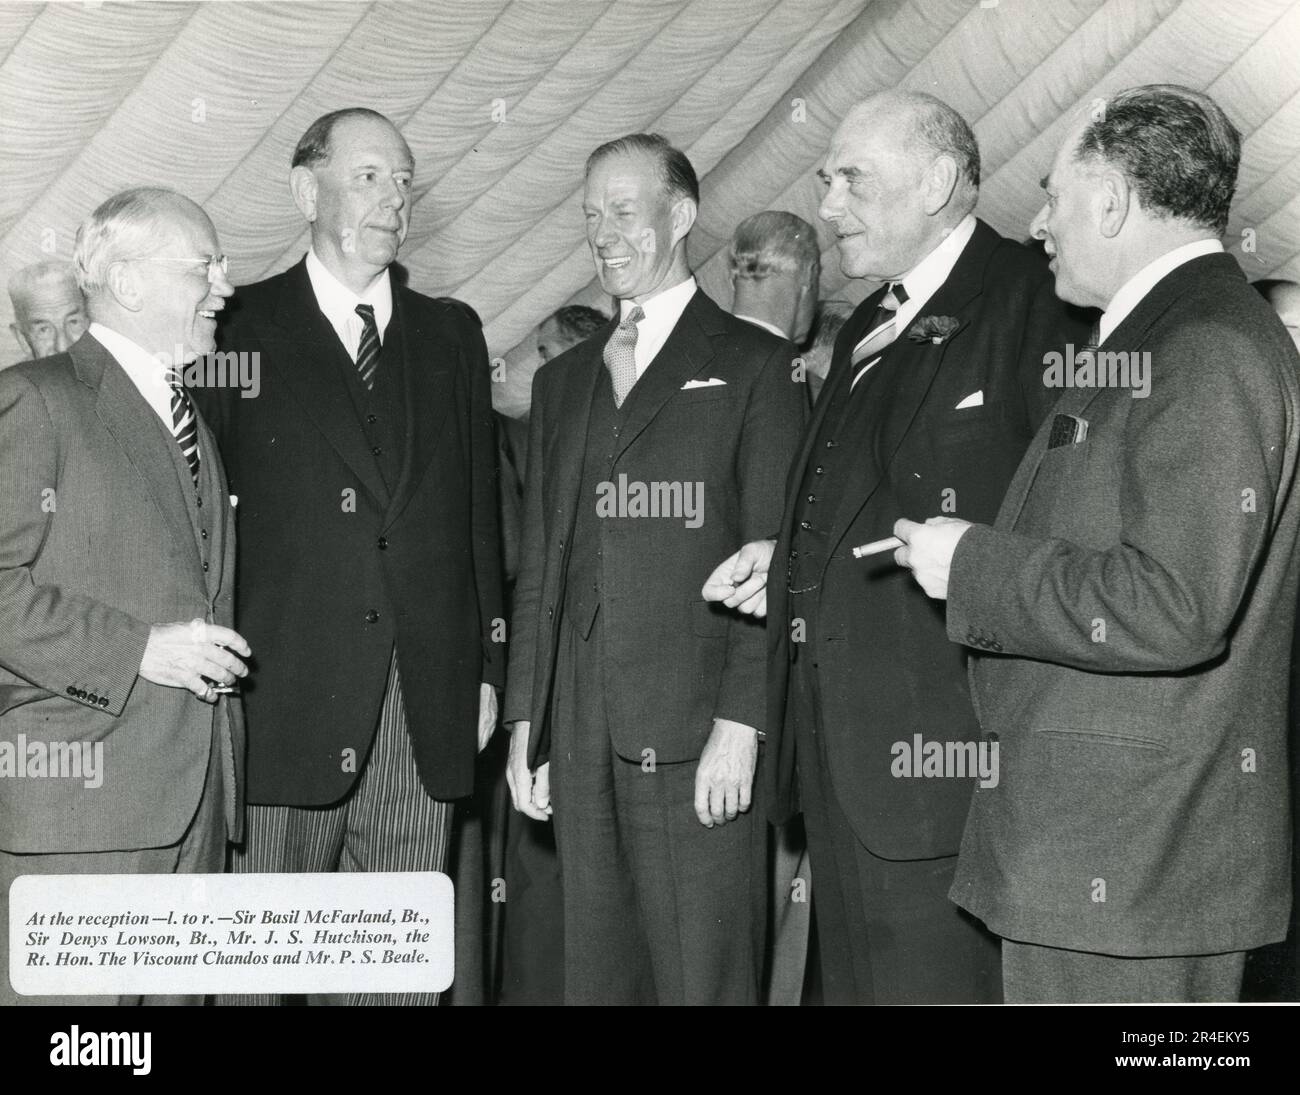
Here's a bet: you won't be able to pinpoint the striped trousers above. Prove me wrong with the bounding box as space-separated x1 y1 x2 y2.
219 649 453 1006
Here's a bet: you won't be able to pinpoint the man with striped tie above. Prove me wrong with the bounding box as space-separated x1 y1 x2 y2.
703 92 1090 1003
196 109 503 1006
0 188 248 1005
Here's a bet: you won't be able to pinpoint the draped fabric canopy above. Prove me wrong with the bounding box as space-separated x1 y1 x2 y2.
2 0 1297 410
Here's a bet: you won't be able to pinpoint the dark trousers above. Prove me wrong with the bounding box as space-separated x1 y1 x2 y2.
498 808 565 1005
791 651 1001 1004
550 614 764 1005
1002 940 1246 1003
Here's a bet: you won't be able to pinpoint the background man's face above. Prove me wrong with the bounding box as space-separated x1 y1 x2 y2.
818 118 933 282
536 317 575 362
1030 125 1107 309
12 281 87 359
309 116 413 281
584 151 684 302
132 209 233 364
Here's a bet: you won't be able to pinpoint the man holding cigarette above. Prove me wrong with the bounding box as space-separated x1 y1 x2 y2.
703 92 1087 1003
896 85 1300 1002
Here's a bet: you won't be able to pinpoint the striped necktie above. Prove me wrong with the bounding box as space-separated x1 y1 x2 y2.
603 305 644 408
355 303 381 390
168 380 201 487
849 282 909 390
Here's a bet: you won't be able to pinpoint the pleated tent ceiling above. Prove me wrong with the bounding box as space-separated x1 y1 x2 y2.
1 0 1297 411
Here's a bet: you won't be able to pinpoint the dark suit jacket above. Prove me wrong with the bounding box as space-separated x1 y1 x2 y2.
198 258 503 807
505 288 805 766
765 219 1091 859
0 334 243 852
947 252 1300 956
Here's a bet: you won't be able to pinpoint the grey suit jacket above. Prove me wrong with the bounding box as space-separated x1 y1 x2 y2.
946 252 1300 956
0 333 243 853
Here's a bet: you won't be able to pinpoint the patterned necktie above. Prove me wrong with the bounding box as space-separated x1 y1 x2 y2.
603 305 644 408
169 380 201 487
355 303 381 390
849 282 910 390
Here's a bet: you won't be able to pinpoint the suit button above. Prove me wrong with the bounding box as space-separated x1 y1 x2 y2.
365 609 380 623
77 689 87 699
99 697 109 708
202 562 209 572
814 466 824 475
377 536 388 550
200 528 208 540
66 686 76 696
88 693 98 705
800 520 812 530
806 494 816 504
196 497 203 508
546 605 554 619
371 445 383 456
825 440 837 448
367 414 377 424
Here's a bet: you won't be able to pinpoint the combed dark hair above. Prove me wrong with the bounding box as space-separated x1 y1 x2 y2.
292 107 400 169
730 211 821 280
547 304 609 343
585 133 699 205
1073 84 1240 234
907 92 980 190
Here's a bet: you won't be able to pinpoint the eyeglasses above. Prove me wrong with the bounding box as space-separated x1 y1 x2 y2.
134 254 229 280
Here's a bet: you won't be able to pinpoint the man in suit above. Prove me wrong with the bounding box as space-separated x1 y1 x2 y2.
704 92 1089 1003
197 108 503 1006
0 187 248 1005
729 210 821 345
505 133 805 1004
7 260 88 365
897 84 1300 1002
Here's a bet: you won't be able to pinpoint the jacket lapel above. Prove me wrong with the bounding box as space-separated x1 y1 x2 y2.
76 336 203 583
612 290 721 464
269 259 388 508
823 220 996 561
552 333 609 542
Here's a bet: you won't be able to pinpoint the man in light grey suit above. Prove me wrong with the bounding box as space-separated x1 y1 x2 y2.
0 188 249 1006
898 85 1300 1002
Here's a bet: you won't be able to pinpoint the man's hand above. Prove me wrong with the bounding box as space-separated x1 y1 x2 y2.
506 721 552 821
139 619 250 703
478 682 498 753
693 718 759 827
701 539 776 618
893 517 973 600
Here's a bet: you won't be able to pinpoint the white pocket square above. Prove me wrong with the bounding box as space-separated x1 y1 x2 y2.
229 494 239 508
954 390 984 409
682 377 727 389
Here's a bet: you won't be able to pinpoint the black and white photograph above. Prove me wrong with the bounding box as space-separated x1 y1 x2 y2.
1 0 1298 1064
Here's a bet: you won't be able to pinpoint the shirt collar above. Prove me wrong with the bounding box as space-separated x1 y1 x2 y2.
306 247 393 338
619 275 697 324
894 213 977 304
1098 238 1223 344
734 314 788 339
88 321 171 384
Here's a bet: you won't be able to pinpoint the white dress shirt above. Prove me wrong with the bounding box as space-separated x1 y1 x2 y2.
618 276 697 380
1097 238 1224 345
88 322 174 429
850 212 978 365
734 314 788 339
305 247 393 362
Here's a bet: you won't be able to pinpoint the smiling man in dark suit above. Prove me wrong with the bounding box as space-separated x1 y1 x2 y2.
704 92 1089 1004
0 188 248 1005
197 108 503 1006
898 85 1300 1003
505 133 805 1004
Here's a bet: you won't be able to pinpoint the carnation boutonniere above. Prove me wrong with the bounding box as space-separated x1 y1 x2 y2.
907 315 962 345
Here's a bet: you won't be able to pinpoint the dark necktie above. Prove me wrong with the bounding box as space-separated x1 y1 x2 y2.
168 381 201 487
849 282 910 389
603 305 644 408
355 303 381 390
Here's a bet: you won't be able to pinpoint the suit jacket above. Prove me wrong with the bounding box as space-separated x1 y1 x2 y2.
765 219 1091 858
197 258 503 807
0 334 243 853
946 252 1300 956
505 288 806 766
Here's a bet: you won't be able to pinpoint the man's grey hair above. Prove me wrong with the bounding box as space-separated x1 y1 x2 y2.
73 187 203 298
7 259 80 313
729 211 821 281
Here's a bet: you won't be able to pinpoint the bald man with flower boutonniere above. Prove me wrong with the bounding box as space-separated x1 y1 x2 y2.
703 91 1090 1004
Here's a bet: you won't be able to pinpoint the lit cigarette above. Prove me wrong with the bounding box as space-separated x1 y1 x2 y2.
851 536 903 559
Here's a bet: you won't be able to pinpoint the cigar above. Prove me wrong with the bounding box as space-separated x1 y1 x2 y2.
851 535 903 559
